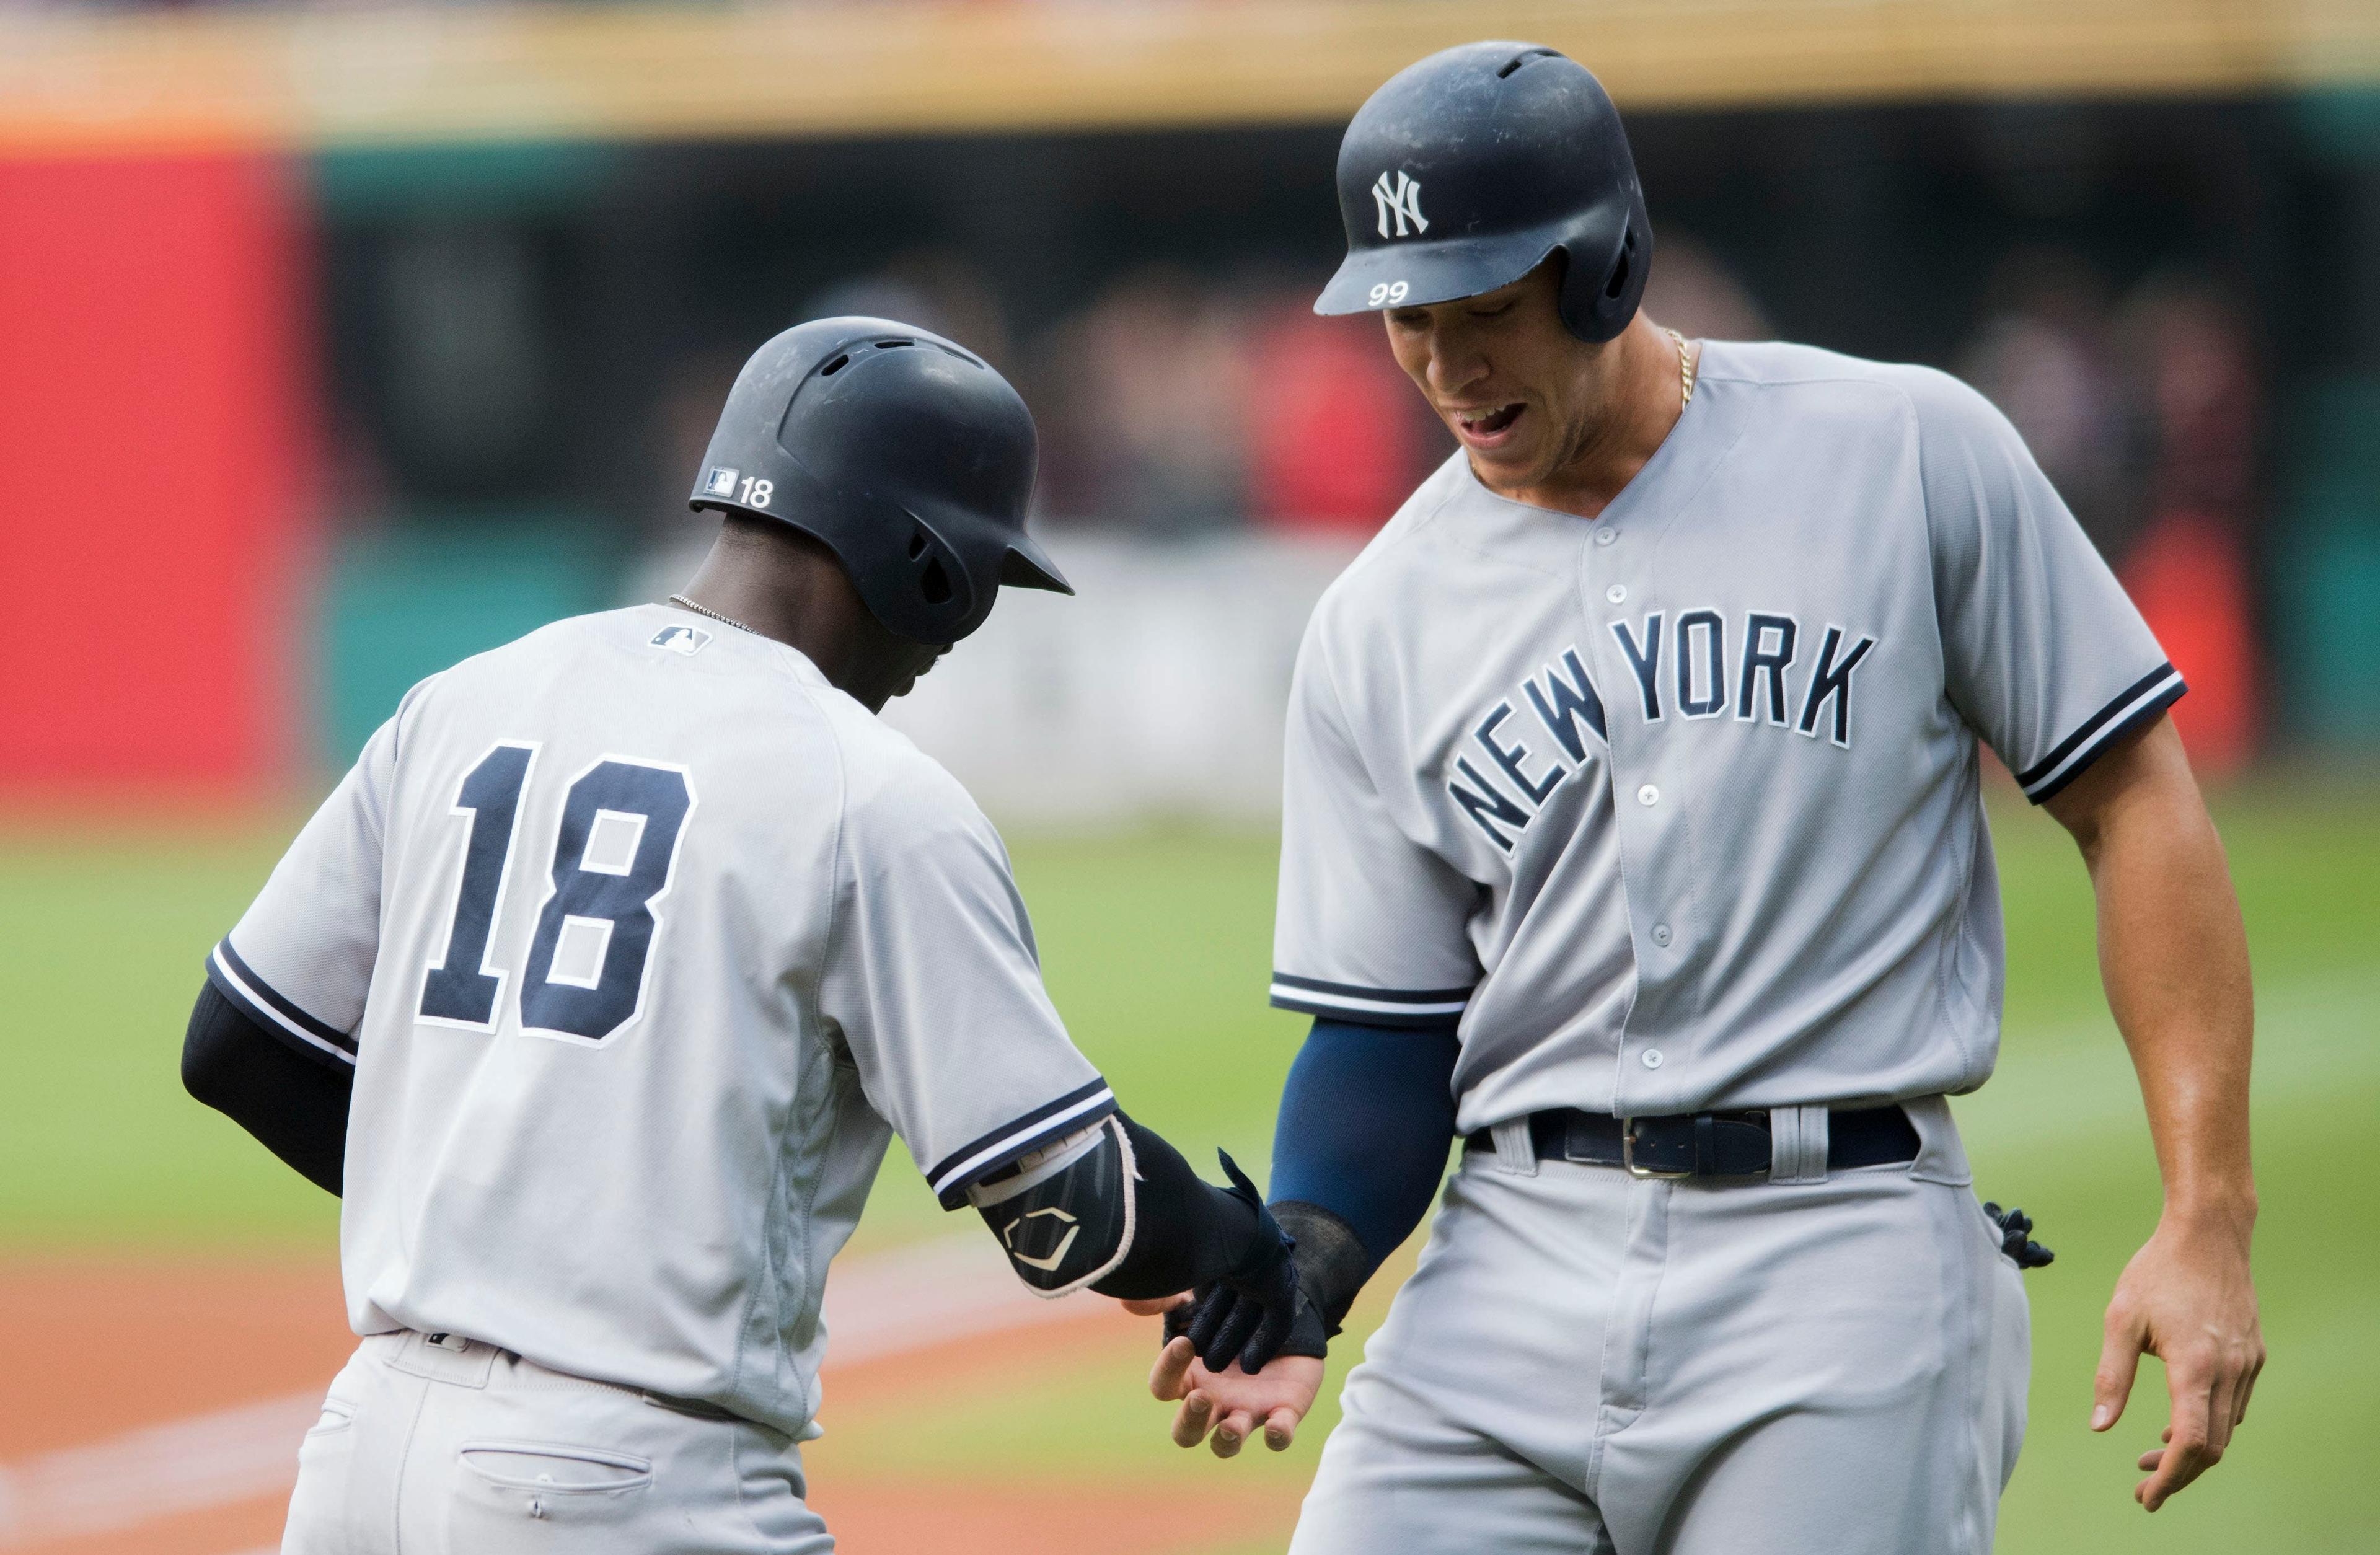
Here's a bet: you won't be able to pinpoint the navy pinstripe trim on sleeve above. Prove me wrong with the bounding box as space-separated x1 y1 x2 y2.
925 1078 1117 1209
205 939 358 1066
2015 663 2188 804
1267 972 1472 1029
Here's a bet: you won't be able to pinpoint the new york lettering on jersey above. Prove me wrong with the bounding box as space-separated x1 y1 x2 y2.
1271 341 2182 1127
1443 609 1882 855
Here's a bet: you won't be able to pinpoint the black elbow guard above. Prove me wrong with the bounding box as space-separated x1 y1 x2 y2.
967 1115 1136 1297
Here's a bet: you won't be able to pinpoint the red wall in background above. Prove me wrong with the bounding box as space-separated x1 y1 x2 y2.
1246 308 1428 534
0 154 315 800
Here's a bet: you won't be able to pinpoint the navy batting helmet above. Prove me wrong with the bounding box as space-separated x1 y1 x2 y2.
1315 43 1651 344
689 317 1070 645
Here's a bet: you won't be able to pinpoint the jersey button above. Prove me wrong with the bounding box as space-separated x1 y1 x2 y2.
1641 1049 1665 1069
1594 526 1618 546
1651 922 1673 947
1637 783 1660 806
1605 584 1628 604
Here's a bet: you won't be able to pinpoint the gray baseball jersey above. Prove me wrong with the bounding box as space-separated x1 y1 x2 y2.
1269 340 2181 1130
206 603 1114 1438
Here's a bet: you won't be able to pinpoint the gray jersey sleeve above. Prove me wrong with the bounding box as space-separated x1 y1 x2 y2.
1271 622 1482 1028
821 758 1113 1209
1911 369 2184 804
206 683 426 1068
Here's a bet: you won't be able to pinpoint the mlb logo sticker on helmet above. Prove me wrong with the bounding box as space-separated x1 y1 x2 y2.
686 316 1072 644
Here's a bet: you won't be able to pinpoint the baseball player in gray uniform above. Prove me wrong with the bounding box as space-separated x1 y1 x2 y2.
1141 43 2264 1554
178 317 1323 1553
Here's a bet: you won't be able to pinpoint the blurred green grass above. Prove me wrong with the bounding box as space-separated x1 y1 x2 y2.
2 775 2374 1551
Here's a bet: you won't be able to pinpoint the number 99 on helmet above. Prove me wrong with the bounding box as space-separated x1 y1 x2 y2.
1315 42 1654 345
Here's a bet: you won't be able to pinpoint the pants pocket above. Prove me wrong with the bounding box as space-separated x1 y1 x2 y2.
453 1440 655 1533
459 1441 653 1492
283 1394 366 1553
306 1397 358 1435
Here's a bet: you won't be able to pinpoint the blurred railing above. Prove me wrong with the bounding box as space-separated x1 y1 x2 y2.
3 1 2378 154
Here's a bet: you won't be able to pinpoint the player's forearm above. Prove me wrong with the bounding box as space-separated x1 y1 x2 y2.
963 1106 1300 1302
2059 729 2255 1230
181 982 352 1196
1090 1114 1282 1300
1266 1020 1460 1321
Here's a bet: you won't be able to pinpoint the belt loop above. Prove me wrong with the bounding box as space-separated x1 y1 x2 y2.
1898 1095 1972 1186
1489 1117 1539 1177
385 1328 499 1388
1768 1105 1830 1184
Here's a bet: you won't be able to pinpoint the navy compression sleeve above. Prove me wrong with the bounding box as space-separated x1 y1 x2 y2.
182 981 351 1196
1267 1018 1460 1272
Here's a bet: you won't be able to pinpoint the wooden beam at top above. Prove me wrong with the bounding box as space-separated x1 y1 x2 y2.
1 0 2374 157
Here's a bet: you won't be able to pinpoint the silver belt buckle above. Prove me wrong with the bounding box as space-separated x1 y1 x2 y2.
1621 1117 1693 1179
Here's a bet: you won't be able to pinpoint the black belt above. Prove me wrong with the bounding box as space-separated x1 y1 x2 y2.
1463 1105 1918 1180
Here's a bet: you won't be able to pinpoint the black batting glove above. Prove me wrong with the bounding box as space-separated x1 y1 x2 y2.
1171 1152 1342 1372
1164 1152 1330 1374
1157 1191 1380 1372
1983 1202 2056 1270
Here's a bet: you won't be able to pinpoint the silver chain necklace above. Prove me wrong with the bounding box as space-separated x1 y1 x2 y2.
667 594 762 637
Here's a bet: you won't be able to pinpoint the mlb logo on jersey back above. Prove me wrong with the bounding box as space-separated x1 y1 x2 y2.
702 466 740 498
651 625 713 657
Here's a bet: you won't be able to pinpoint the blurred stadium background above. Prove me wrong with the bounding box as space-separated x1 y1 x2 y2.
2 1 2375 1551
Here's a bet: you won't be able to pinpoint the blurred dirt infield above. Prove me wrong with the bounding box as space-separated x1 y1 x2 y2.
0 1256 1300 1554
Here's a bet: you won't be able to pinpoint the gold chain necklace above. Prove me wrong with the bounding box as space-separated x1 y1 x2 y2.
667 594 761 637
1664 327 1699 409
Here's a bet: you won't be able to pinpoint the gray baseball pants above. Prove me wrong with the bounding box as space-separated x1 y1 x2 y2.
281 1329 834 1554
1290 1098 2030 1555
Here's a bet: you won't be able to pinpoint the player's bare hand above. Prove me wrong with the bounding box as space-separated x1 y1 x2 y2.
1150 1336 1323 1458
1117 1293 1192 1319
2091 1210 2263 1512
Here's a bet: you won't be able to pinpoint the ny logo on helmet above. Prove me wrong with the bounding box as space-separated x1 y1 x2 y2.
1372 170 1429 239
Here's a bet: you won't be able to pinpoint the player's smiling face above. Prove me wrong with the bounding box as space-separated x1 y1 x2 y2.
1383 261 1623 500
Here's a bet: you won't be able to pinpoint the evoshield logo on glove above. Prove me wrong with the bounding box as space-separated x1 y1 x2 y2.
1372 170 1428 238
1002 1206 1083 1272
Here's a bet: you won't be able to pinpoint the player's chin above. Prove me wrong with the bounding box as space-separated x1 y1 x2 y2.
1461 431 1547 487
886 650 943 702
